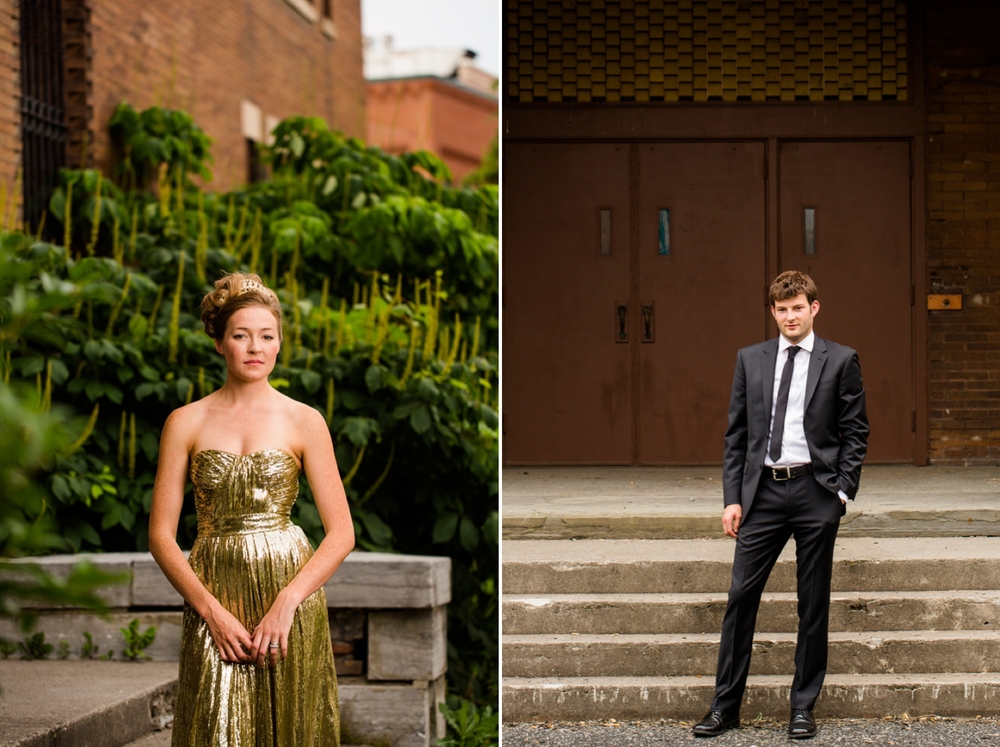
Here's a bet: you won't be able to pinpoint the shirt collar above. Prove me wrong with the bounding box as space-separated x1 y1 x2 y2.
779 331 815 354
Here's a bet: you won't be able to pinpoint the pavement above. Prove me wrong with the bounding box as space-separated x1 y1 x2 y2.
502 464 1000 539
502 716 1000 746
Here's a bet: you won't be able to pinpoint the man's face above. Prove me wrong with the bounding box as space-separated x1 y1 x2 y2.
771 293 819 344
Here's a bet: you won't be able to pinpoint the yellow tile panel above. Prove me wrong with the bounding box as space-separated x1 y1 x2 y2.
508 0 907 102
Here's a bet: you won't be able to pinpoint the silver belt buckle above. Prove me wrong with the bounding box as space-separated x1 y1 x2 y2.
772 466 792 481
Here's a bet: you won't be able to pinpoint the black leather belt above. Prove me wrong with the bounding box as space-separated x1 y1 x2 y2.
768 464 813 481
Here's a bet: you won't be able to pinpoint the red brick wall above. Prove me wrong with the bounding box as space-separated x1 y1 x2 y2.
0 0 20 194
925 0 1000 464
366 78 497 182
87 0 364 191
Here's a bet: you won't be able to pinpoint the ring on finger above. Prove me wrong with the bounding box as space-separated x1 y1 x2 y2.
268 643 280 649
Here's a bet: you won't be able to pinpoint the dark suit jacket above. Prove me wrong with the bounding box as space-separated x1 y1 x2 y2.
722 335 869 512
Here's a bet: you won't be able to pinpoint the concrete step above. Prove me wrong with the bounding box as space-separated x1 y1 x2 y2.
0 660 176 747
503 537 1000 595
502 465 1000 540
502 630 1000 678
502 673 1000 721
502 589 1000 634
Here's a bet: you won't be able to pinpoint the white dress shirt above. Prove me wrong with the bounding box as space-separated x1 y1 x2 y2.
765 332 813 468
765 331 848 503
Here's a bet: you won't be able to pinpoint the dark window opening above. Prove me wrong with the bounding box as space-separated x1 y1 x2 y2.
20 0 67 234
247 139 268 184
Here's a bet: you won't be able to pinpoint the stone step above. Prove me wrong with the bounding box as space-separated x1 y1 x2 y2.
502 630 1000 678
502 589 1000 634
502 673 1000 721
503 537 1000 595
501 465 1000 540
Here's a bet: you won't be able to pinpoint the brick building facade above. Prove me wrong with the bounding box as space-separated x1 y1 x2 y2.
0 4 18 191
924 1 1000 463
3 0 364 207
366 76 497 182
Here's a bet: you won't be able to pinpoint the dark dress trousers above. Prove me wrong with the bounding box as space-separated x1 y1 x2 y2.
712 335 869 713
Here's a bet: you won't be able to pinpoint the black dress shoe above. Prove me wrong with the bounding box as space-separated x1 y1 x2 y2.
789 708 817 739
692 709 740 737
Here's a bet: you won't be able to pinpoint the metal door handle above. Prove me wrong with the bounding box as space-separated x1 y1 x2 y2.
616 302 628 342
642 301 654 342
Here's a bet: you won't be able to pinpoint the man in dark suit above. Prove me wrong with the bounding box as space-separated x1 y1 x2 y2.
693 271 869 740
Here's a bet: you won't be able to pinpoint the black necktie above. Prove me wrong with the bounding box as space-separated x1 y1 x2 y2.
769 346 801 463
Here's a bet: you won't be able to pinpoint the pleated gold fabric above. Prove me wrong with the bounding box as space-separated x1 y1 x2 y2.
172 449 339 747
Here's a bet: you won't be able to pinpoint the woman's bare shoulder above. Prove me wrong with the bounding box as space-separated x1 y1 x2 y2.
162 397 215 447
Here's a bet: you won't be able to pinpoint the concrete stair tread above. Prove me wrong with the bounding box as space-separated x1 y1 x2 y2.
504 671 1000 686
0 660 177 747
503 671 1000 720
502 466 1000 539
503 629 1000 643
503 536 1000 564
504 589 1000 603
504 537 1000 594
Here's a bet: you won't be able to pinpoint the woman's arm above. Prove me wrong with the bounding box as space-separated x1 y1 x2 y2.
148 408 253 663
249 405 355 665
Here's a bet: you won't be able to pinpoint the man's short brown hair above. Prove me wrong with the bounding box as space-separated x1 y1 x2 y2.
769 270 818 306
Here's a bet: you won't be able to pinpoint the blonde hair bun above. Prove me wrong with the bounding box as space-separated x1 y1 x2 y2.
200 272 283 340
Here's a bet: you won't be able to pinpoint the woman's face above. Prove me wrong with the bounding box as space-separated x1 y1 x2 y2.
215 305 282 382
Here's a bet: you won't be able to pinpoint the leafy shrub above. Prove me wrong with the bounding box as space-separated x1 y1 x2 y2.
18 631 53 660
121 618 157 660
438 696 498 747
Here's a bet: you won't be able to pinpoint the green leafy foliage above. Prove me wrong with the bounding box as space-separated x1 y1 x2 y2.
17 631 53 660
80 630 110 660
5 104 498 719
437 696 498 747
120 618 157 660
0 234 127 653
109 102 214 189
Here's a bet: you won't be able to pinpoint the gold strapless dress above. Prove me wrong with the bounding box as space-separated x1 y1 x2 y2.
171 449 339 747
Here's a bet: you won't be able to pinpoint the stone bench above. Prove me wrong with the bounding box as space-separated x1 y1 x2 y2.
0 551 450 747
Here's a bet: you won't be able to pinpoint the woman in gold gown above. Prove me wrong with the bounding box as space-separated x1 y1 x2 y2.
149 272 354 746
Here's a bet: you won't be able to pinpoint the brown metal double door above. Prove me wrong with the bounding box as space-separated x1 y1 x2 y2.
504 141 766 464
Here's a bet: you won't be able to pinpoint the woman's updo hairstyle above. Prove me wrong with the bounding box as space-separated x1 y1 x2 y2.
200 272 283 342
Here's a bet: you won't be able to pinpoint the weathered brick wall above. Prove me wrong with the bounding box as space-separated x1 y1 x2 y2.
87 0 364 191
925 0 1000 463
366 78 497 181
0 0 19 192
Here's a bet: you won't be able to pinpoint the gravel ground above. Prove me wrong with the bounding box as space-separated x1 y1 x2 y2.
502 716 1000 746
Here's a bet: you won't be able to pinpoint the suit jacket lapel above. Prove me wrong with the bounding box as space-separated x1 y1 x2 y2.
761 338 779 415
805 335 828 409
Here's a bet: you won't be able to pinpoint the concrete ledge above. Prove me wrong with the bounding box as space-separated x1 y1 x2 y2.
11 551 451 610
340 677 446 747
0 660 176 747
0 612 181 663
502 673 1000 721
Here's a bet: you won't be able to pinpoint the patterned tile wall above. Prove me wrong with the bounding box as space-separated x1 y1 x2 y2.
508 0 907 103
